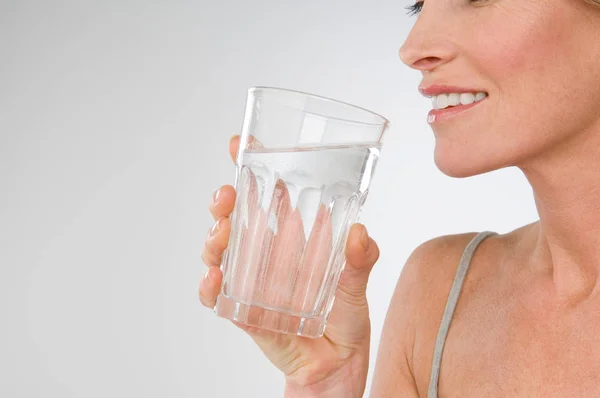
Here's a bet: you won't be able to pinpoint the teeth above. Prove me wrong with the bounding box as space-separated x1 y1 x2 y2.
432 91 487 110
475 92 486 101
448 93 460 106
436 94 448 109
460 93 475 105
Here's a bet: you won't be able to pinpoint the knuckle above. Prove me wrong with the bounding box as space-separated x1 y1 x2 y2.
372 241 381 260
212 236 229 253
205 240 224 258
201 250 217 266
335 283 368 307
371 242 380 263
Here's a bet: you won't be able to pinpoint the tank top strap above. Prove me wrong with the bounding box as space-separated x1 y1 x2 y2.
427 231 498 398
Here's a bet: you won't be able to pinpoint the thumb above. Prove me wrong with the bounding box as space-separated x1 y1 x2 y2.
336 224 380 304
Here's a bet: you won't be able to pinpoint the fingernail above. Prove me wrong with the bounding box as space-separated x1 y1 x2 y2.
360 226 370 251
213 189 221 204
204 270 211 282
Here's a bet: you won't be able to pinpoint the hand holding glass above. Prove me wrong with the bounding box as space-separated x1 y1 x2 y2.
215 87 389 338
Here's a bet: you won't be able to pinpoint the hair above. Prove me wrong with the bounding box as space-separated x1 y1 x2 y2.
586 0 600 6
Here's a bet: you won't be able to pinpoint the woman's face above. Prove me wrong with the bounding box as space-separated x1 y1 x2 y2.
400 0 600 177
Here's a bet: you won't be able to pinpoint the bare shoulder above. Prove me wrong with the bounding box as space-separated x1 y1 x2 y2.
395 232 488 335
371 227 532 396
401 232 483 291
370 232 488 396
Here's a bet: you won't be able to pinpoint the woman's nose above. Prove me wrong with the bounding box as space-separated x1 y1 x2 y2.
399 8 457 72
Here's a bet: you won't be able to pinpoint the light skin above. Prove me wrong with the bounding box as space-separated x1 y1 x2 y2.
201 136 381 397
201 0 600 396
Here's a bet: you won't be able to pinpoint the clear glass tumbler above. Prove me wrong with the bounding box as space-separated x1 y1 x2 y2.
215 87 389 338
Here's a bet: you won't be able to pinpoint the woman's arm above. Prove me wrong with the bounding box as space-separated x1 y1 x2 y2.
370 244 423 397
370 234 478 397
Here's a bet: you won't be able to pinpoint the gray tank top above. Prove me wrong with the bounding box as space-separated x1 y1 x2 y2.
427 231 498 398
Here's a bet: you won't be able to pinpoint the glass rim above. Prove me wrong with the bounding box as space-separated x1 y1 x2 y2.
249 86 391 128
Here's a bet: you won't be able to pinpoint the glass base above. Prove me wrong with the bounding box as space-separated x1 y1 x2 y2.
214 294 327 338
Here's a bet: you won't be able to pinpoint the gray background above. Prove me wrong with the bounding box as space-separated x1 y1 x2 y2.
0 1 538 397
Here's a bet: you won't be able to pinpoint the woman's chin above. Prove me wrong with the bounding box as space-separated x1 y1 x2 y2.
433 147 501 179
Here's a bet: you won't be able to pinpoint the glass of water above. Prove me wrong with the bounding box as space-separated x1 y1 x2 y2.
214 87 389 338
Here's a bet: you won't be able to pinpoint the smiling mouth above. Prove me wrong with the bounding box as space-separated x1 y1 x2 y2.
427 91 489 124
431 91 488 110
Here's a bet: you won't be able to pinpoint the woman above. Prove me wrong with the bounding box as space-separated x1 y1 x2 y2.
200 0 600 396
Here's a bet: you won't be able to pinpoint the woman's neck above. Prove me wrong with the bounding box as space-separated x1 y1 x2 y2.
519 124 600 302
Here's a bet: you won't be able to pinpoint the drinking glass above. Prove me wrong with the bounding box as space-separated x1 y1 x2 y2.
214 87 389 338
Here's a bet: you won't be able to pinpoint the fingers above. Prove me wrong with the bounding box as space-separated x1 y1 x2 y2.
336 224 380 300
345 224 380 272
201 134 263 311
199 217 231 308
209 185 236 220
318 224 378 346
199 266 223 308
202 217 231 266
198 135 241 309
